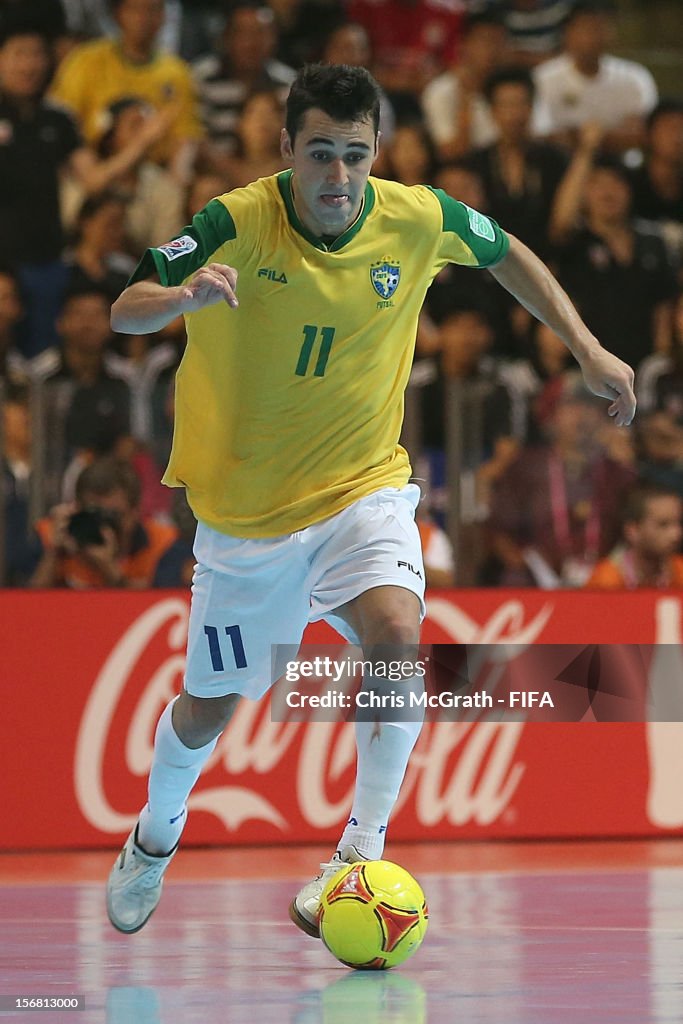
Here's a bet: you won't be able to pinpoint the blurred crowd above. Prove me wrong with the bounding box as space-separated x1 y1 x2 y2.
1 0 683 590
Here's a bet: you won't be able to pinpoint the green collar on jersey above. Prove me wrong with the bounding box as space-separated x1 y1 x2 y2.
277 169 375 252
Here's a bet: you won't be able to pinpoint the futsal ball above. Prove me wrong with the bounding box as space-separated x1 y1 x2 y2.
318 860 428 970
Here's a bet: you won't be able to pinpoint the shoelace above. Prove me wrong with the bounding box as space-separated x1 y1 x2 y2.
129 856 169 891
316 856 343 879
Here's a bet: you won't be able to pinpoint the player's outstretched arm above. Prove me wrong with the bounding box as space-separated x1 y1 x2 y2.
489 234 636 426
110 263 239 335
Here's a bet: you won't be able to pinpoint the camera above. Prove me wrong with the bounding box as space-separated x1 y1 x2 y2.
67 507 121 547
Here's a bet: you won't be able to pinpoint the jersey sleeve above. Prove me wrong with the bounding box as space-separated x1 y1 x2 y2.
427 187 510 268
127 197 238 287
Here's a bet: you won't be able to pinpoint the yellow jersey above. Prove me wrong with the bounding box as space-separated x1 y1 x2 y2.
50 38 202 162
129 171 509 537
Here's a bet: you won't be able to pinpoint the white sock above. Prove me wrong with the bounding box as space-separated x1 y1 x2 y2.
338 675 424 860
137 697 218 856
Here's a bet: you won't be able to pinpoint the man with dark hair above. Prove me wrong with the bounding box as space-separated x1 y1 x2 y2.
465 66 569 257
105 62 635 938
0 20 171 354
533 0 658 152
586 483 683 588
630 99 683 227
421 12 508 161
550 137 678 368
192 1 294 160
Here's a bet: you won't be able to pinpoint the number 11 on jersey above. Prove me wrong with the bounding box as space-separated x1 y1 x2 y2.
295 325 336 377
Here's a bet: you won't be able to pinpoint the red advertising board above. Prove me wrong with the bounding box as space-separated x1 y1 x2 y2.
4 590 683 850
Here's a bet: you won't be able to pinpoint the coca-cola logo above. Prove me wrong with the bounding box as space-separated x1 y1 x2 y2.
74 596 560 835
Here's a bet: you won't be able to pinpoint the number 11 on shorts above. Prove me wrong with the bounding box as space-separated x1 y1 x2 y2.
203 624 247 671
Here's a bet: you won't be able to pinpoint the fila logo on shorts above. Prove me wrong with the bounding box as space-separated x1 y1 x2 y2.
156 235 198 261
397 560 423 580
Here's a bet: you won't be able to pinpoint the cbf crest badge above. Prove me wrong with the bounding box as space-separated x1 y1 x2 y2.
370 259 401 301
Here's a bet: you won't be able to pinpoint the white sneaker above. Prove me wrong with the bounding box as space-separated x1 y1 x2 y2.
289 845 366 938
106 826 178 934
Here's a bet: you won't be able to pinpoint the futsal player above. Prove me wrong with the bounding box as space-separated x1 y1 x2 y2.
106 63 636 936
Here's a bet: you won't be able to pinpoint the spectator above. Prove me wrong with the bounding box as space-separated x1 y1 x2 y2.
635 410 683 498
630 99 683 269
488 371 635 587
1 381 41 585
41 286 131 504
637 290 683 416
30 456 178 588
465 66 569 258
533 0 658 154
269 0 345 69
551 148 677 369
586 484 683 589
418 308 516 529
192 3 294 161
499 0 573 68
381 121 437 187
0 21 159 355
50 0 203 183
215 89 287 187
422 12 507 162
64 96 186 256
346 0 467 104
63 192 136 303
630 100 683 225
106 326 179 448
321 23 395 145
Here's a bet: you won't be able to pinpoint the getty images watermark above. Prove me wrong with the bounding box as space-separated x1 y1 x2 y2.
269 644 683 723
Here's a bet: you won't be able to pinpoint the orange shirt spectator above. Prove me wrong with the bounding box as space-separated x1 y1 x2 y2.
30 457 177 589
585 484 683 589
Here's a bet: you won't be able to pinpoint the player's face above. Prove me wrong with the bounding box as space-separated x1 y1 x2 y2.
281 109 379 237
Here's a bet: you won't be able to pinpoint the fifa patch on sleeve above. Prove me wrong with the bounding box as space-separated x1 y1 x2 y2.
156 235 198 261
463 205 496 242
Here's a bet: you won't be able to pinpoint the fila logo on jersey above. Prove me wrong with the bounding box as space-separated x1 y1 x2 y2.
156 235 198 261
370 260 401 301
397 560 423 580
258 268 288 283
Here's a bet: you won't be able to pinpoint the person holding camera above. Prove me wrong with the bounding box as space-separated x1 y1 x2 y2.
29 457 178 589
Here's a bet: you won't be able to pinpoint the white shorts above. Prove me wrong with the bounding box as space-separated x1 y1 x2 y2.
184 484 425 699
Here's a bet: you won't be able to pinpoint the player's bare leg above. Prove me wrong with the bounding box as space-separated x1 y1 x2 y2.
106 691 240 933
290 586 425 937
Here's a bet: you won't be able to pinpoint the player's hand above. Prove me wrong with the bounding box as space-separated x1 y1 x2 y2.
178 264 238 313
579 347 637 426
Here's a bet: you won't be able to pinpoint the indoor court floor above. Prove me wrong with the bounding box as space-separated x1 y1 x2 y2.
2 839 683 1024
